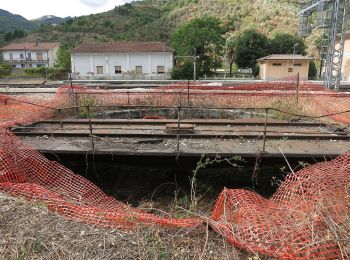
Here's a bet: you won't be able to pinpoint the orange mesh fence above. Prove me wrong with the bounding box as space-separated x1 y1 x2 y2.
64 82 350 123
0 129 202 229
0 83 349 258
211 155 350 259
161 81 328 92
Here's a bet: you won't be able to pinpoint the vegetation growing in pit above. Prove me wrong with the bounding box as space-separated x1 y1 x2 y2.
189 155 244 213
79 96 96 118
269 100 305 121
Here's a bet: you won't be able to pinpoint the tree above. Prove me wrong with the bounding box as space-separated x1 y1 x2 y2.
4 29 26 42
56 46 71 71
308 61 317 80
171 17 224 78
4 32 13 42
13 29 26 39
268 32 306 55
234 29 268 76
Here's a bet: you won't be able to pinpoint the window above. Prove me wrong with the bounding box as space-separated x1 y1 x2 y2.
293 63 302 67
135 66 142 74
36 53 43 61
272 63 282 66
157 66 165 74
9 53 13 60
288 68 293 72
96 66 104 74
20 54 24 59
21 64 25 68
27 53 32 60
115 66 122 74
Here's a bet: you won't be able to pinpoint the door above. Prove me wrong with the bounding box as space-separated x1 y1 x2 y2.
36 53 43 61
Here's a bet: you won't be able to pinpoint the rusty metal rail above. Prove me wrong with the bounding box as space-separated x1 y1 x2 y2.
12 119 349 141
35 119 330 127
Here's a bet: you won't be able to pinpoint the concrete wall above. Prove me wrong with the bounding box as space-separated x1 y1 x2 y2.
259 60 310 81
71 52 174 80
48 46 59 67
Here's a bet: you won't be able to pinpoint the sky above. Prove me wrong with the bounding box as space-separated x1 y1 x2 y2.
0 0 133 20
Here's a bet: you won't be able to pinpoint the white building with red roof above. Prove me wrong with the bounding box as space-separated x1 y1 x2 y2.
0 42 60 69
70 42 174 80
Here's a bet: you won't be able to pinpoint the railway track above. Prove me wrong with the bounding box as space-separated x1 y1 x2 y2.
12 119 349 141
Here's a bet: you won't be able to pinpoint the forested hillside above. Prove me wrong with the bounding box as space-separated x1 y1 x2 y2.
19 0 299 47
0 9 67 32
0 9 36 32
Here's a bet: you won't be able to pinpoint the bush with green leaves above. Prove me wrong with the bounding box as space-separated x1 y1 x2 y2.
0 63 11 77
24 67 66 80
171 61 193 80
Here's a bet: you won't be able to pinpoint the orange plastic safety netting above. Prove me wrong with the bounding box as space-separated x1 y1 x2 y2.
0 83 349 259
48 82 350 124
211 155 350 259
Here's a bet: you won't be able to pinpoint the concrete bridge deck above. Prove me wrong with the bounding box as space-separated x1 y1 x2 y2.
14 119 350 160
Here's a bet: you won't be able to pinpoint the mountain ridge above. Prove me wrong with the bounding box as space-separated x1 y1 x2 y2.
0 9 36 32
0 8 68 32
31 15 70 25
1 0 300 49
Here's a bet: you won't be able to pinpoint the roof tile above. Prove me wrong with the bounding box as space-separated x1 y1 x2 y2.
71 42 174 53
0 42 59 51
257 54 314 61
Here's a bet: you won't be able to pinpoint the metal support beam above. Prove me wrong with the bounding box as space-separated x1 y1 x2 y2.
298 0 349 90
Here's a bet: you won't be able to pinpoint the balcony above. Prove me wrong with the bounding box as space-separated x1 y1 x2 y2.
3 58 49 64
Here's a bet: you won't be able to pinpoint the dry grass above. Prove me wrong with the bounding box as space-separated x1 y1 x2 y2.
0 193 249 260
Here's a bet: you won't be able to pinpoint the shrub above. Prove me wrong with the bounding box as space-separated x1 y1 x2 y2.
171 61 194 80
79 96 96 118
0 64 11 77
22 67 68 80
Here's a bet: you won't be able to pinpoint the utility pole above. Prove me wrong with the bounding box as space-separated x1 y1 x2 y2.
193 56 197 81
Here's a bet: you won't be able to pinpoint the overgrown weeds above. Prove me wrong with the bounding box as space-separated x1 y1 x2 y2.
0 195 246 259
269 100 305 121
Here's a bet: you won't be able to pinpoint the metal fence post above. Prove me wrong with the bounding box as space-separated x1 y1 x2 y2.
87 104 95 151
58 109 63 130
262 108 268 153
176 106 181 156
75 93 79 118
187 80 190 105
296 72 300 104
